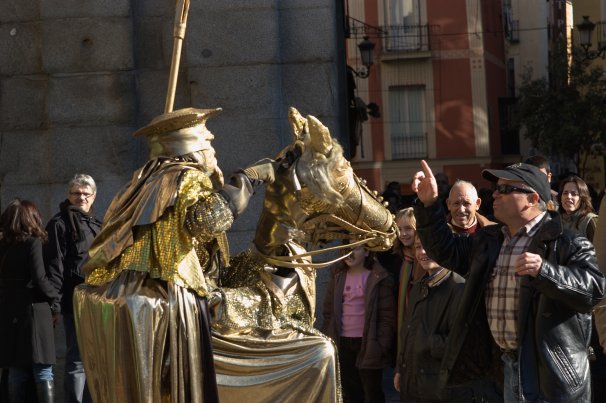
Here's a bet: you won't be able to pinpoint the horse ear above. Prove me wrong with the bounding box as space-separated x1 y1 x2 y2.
288 107 307 141
307 115 333 155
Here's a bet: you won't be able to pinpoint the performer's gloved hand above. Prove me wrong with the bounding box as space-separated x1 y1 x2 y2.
241 158 278 184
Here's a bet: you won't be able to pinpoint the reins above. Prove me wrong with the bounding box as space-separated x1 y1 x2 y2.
256 213 397 269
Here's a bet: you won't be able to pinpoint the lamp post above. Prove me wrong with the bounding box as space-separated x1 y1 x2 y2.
351 36 375 78
576 16 606 60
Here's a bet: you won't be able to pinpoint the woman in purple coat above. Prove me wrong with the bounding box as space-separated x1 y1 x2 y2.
0 199 59 403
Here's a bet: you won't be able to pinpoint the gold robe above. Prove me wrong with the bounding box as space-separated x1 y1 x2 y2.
75 162 229 403
75 160 340 402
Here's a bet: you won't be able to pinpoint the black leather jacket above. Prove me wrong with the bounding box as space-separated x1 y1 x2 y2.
414 202 605 402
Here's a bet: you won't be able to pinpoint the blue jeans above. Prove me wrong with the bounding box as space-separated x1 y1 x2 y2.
8 364 53 383
63 312 92 403
502 353 543 403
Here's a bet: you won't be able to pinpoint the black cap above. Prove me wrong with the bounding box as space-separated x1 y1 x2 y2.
482 163 551 203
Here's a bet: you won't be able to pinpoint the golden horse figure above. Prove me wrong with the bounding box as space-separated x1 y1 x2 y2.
73 106 396 403
211 107 397 402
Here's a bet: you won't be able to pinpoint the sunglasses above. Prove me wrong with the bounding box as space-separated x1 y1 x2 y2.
495 184 535 195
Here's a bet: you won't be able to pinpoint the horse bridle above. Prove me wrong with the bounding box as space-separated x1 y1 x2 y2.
256 212 397 269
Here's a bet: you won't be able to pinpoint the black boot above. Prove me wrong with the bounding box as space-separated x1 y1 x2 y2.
35 381 54 403
7 382 25 403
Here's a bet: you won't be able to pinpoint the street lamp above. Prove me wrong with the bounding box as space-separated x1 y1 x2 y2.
352 36 375 78
576 16 606 60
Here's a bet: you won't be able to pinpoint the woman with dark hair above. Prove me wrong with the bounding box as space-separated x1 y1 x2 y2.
558 175 606 402
0 199 58 403
558 175 598 241
322 246 396 403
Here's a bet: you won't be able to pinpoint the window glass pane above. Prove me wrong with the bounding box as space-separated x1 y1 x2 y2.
388 0 416 25
389 86 426 159
386 0 420 50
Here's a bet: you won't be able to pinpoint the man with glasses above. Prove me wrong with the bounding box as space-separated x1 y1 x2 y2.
45 174 101 403
411 161 605 402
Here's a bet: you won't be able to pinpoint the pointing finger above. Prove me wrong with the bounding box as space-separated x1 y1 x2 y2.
420 160 435 181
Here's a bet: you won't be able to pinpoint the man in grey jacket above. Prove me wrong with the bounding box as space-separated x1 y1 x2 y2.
411 160 605 402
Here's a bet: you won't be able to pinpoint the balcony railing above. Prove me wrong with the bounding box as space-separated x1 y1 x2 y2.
507 19 519 43
391 133 427 160
383 24 431 52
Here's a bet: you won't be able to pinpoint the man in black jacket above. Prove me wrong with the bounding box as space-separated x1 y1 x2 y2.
412 160 605 402
45 174 102 403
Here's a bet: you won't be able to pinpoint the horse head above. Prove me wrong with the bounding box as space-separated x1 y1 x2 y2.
253 107 397 268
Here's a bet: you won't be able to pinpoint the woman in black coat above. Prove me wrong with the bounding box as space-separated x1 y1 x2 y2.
0 199 59 403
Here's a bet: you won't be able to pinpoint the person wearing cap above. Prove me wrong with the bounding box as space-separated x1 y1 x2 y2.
411 160 605 402
71 107 276 403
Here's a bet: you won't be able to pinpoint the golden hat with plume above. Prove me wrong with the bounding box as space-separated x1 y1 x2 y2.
134 107 222 158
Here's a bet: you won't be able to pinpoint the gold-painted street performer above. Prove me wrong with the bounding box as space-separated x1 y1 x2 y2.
73 107 276 402
75 104 397 403
208 108 397 402
72 1 398 401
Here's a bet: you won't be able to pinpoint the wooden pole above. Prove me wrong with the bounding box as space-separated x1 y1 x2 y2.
164 0 190 113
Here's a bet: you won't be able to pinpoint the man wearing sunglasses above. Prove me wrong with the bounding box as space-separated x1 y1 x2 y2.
411 161 605 402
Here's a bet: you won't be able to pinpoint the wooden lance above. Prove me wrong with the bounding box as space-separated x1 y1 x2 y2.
164 0 191 113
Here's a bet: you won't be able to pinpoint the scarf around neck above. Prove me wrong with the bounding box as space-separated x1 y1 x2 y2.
59 200 92 242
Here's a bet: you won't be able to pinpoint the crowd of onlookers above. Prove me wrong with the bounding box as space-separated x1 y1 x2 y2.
3 153 606 403
324 155 606 402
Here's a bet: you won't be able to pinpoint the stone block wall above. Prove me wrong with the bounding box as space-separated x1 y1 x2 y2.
1 0 343 323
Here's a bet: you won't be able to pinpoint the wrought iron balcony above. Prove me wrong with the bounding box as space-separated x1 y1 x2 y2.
391 132 427 160
382 24 431 52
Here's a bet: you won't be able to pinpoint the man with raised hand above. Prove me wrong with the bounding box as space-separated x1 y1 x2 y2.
411 160 605 402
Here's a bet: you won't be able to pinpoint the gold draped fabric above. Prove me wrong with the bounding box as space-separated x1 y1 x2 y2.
84 158 226 273
211 251 341 402
76 167 230 402
76 165 341 402
85 168 230 297
213 333 339 402
74 272 208 403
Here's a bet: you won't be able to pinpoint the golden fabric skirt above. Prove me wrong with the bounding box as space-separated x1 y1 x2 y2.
212 327 340 402
74 265 341 402
73 271 216 403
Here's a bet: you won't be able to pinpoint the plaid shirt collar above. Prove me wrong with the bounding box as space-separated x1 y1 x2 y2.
501 211 546 240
